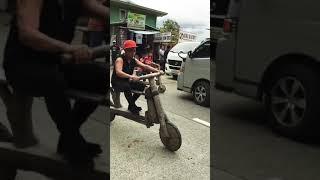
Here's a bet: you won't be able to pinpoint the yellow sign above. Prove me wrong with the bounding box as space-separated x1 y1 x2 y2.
127 12 146 30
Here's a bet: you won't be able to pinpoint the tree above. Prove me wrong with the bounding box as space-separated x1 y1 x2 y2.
159 19 180 44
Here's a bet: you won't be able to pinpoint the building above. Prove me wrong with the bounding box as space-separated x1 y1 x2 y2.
110 0 167 56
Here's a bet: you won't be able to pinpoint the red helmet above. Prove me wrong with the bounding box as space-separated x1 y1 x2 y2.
123 40 137 49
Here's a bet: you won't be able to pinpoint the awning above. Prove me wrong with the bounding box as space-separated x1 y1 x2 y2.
129 30 159 35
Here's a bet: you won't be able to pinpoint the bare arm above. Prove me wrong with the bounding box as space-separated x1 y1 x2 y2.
82 0 108 19
136 59 159 73
16 0 72 53
115 58 134 79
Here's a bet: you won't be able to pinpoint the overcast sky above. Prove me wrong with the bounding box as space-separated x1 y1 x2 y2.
130 0 210 41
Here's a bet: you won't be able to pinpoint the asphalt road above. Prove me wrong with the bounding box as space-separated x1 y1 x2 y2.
212 88 320 180
154 75 210 123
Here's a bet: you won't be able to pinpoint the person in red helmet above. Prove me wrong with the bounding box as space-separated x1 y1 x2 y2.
111 40 159 114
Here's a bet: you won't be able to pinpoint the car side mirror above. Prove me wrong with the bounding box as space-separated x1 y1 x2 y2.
178 51 187 62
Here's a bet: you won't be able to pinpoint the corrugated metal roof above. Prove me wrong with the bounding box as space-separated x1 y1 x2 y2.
110 0 167 17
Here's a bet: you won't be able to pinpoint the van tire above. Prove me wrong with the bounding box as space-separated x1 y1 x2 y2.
265 64 320 140
193 81 210 107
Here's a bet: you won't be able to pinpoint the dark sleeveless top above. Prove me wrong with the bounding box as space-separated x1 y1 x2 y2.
111 54 137 82
3 0 81 68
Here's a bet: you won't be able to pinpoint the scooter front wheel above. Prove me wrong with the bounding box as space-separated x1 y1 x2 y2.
158 85 166 93
159 122 182 151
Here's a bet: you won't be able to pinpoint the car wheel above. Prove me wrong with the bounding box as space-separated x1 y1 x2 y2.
265 64 320 140
193 81 210 107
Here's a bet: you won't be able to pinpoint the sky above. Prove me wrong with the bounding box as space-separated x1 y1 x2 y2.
130 0 210 41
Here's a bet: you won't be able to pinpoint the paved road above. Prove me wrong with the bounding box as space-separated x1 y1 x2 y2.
155 75 210 123
110 74 210 179
212 88 320 180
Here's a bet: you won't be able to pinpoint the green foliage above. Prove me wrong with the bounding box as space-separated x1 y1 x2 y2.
159 19 180 44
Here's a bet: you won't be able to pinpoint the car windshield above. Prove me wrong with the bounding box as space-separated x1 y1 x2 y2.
170 42 200 53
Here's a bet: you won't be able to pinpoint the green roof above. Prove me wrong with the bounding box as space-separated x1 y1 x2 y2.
110 21 159 31
110 0 167 17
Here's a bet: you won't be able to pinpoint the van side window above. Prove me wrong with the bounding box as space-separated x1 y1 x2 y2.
193 42 210 58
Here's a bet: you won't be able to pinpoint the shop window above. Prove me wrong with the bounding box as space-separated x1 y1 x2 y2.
120 9 127 21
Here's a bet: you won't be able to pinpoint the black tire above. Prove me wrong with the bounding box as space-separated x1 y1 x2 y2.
265 63 320 140
193 81 210 107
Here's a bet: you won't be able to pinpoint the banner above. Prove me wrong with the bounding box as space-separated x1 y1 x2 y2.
127 12 146 30
179 31 197 42
154 32 172 43
136 34 143 44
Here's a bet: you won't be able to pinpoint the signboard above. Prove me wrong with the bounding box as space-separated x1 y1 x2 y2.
127 12 146 30
154 32 172 43
179 31 197 42
136 33 143 44
119 28 127 47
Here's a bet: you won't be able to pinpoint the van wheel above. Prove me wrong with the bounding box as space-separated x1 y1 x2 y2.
193 81 210 107
265 64 320 140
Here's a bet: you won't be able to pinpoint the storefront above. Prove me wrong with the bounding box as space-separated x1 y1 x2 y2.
110 0 167 58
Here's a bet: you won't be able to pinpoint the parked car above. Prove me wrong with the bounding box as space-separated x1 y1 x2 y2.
177 39 211 107
165 42 200 79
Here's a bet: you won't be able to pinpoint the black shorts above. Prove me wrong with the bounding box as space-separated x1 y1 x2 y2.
111 79 145 93
4 62 108 97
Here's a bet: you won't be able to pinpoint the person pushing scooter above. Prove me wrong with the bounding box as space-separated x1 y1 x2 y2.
111 40 159 114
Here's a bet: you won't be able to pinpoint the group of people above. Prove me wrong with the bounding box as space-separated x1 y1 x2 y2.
111 40 159 114
111 42 172 73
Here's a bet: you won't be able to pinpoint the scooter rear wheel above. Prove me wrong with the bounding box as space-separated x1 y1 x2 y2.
159 122 181 151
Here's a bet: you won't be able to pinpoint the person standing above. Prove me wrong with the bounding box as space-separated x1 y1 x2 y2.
87 0 107 48
111 40 120 65
163 45 171 70
159 45 165 70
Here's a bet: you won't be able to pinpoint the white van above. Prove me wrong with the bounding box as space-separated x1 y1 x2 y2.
165 42 200 79
215 0 320 139
177 39 211 107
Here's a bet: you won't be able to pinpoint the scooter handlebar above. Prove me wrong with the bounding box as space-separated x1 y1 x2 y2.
61 45 109 63
138 71 164 80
